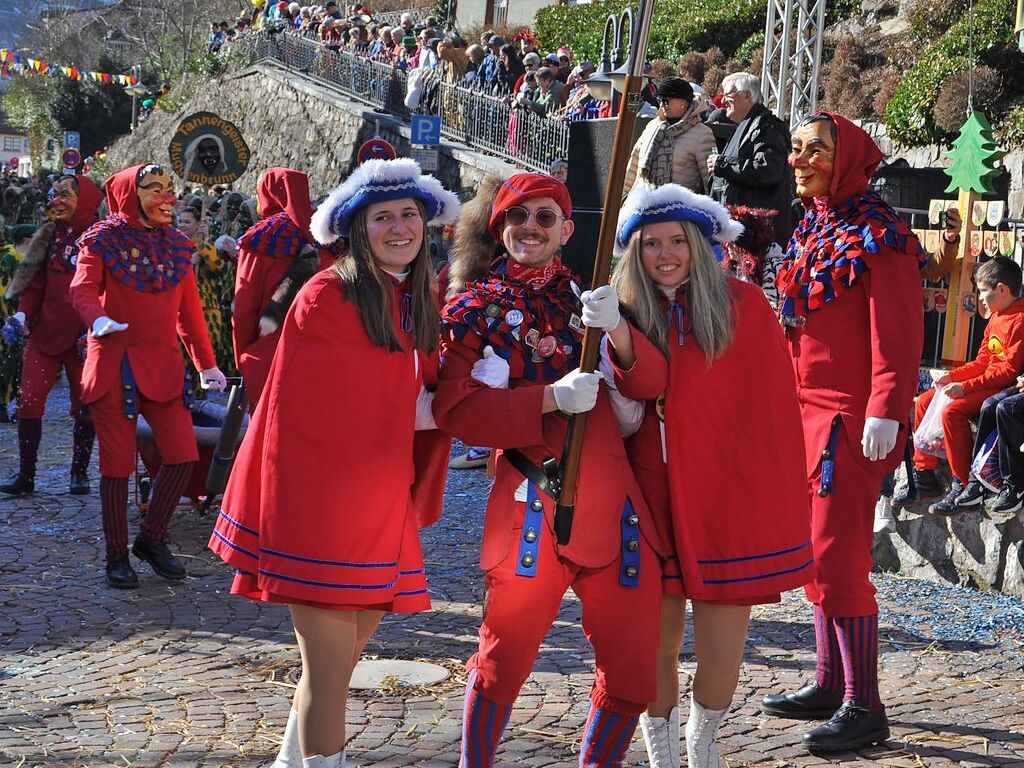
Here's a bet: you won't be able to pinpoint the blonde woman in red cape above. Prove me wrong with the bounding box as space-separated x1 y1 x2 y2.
585 183 812 767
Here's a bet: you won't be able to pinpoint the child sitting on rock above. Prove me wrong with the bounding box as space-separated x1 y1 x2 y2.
896 257 1024 515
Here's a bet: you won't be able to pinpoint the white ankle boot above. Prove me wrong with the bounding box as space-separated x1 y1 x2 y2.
685 696 726 768
301 750 345 768
638 706 680 768
873 496 896 533
271 709 303 768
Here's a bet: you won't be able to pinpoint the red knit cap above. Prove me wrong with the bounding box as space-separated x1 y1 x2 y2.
488 173 572 239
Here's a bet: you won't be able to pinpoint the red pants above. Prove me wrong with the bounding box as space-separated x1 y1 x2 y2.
19 341 85 419
805 427 882 617
469 504 661 708
88 385 197 477
912 387 992 482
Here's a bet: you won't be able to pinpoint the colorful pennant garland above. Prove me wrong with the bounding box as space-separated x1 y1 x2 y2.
0 49 139 85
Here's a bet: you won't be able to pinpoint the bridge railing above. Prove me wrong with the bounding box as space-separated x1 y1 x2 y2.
244 30 569 172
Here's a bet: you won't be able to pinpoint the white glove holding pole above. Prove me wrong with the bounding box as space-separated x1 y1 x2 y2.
471 345 510 389
91 316 129 337
200 367 228 392
862 416 899 462
415 385 437 430
551 369 601 414
580 284 621 332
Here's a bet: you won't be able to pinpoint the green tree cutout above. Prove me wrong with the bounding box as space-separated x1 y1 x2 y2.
943 111 1006 194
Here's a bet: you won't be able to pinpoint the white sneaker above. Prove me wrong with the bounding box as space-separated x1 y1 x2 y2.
685 696 726 768
639 707 680 768
873 496 896 534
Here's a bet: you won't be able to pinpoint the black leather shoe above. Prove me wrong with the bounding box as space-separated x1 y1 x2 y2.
106 555 139 589
69 473 90 495
132 538 187 581
761 682 844 720
803 700 889 753
0 473 35 496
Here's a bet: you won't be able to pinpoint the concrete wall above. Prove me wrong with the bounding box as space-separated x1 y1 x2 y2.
106 63 518 202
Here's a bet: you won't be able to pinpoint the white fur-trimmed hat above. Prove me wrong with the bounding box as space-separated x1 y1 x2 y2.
310 158 461 243
615 184 744 258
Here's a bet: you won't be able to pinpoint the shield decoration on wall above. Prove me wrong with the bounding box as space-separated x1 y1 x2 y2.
168 112 250 186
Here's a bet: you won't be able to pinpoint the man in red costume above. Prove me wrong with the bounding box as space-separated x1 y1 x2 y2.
434 173 666 768
763 113 925 752
70 164 227 589
1 174 104 496
232 167 333 409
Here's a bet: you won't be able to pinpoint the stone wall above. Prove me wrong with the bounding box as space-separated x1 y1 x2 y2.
873 485 1024 598
107 63 518 200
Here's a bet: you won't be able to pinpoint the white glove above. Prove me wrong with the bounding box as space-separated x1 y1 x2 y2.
862 416 899 462
415 386 437 430
551 369 601 414
580 284 621 332
92 316 129 337
471 345 510 389
200 367 228 392
258 316 280 337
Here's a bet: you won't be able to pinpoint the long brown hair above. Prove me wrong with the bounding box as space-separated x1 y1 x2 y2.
334 199 440 353
611 220 734 362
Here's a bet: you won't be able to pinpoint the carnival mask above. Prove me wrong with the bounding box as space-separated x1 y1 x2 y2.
789 120 836 199
136 168 176 227
50 177 79 224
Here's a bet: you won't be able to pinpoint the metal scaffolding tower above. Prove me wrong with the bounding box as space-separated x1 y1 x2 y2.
760 0 827 129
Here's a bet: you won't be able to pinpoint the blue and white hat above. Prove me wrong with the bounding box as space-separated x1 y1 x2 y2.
615 184 744 258
310 158 461 243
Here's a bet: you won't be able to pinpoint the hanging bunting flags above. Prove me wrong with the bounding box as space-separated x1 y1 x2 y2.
0 48 138 85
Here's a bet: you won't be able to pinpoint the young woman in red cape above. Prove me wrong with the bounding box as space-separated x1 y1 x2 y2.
580 183 813 768
208 158 458 768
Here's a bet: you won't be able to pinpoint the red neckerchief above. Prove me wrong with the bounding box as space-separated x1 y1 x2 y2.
506 256 564 289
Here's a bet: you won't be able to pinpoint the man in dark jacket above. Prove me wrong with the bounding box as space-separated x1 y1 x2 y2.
708 72 795 245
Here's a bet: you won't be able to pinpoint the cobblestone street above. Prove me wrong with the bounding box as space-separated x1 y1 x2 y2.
2 386 1023 767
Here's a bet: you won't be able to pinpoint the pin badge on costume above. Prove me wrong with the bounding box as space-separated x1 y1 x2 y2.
485 303 502 318
505 309 524 326
537 335 558 357
569 314 583 332
524 328 540 349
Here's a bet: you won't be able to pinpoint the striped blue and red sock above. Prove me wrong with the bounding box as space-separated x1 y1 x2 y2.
813 603 844 692
459 669 512 768
579 696 641 767
832 614 882 712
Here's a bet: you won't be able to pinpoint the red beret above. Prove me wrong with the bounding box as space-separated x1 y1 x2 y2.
489 173 572 239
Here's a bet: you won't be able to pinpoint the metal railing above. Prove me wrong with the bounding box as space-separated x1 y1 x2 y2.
246 30 569 172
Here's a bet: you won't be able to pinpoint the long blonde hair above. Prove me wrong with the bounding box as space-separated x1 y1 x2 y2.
334 199 440 353
611 220 734 362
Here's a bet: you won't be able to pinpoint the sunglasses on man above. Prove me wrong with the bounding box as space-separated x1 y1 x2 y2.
505 205 565 228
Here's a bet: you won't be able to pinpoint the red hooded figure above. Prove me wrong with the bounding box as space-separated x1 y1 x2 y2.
232 167 334 408
69 163 226 590
1 174 103 498
764 113 925 752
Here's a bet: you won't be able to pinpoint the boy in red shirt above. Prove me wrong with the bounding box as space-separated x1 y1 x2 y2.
899 256 1024 514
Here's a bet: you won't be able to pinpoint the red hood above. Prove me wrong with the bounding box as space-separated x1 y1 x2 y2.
103 164 148 226
803 112 883 208
69 175 104 232
256 167 314 242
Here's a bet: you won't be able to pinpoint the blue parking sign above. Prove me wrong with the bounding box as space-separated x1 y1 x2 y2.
64 131 80 149
410 115 441 146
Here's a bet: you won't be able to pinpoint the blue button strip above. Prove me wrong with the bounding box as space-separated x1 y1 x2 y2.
516 484 544 578
619 498 640 588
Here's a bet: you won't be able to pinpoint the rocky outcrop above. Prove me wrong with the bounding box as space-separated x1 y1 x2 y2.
873 469 1024 597
106 62 517 199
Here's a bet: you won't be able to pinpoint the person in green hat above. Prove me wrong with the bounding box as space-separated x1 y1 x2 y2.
0 223 37 422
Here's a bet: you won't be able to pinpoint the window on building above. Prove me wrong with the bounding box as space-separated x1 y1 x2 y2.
3 136 22 152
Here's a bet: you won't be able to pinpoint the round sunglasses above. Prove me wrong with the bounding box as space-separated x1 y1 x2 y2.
505 205 565 228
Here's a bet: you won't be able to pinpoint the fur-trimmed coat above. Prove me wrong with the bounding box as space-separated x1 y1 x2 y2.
444 175 505 300
5 222 53 301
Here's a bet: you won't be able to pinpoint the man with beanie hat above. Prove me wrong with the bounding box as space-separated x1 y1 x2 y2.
435 173 665 767
2 174 103 497
623 76 716 198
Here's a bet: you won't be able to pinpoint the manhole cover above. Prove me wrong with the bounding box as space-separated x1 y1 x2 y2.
349 659 450 690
